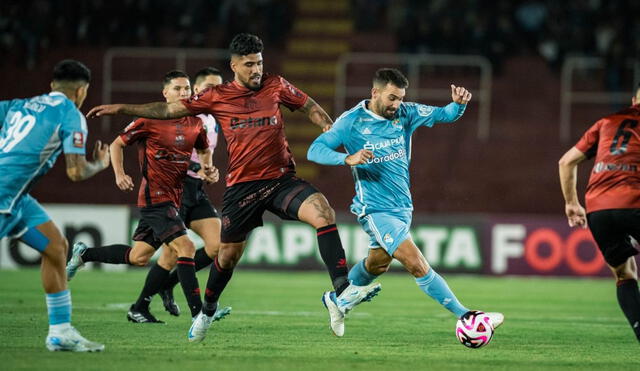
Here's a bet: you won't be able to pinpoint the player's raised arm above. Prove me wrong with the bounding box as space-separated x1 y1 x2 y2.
64 140 110 181
298 97 334 132
87 100 191 120
558 146 588 228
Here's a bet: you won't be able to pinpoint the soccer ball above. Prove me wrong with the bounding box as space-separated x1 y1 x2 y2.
455 311 494 348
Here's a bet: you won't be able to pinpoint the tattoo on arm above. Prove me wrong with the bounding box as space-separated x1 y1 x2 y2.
120 101 190 119
299 98 333 129
65 154 105 181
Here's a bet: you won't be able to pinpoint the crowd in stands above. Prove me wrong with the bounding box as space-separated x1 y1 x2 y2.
353 0 639 84
0 0 292 69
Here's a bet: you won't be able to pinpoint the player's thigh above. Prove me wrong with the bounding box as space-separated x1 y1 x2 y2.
190 217 221 255
587 210 638 267
366 247 393 270
296 192 335 228
358 211 412 256
265 175 329 227
166 234 196 257
33 220 67 259
157 244 178 269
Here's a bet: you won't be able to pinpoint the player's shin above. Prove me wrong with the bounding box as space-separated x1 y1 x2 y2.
416 269 469 318
176 257 202 318
134 263 170 311
81 244 132 264
616 279 640 341
203 256 234 317
348 259 378 286
317 224 349 296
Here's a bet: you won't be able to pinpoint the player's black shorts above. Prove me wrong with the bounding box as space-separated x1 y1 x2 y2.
180 176 219 226
587 208 640 267
220 173 319 243
132 201 187 249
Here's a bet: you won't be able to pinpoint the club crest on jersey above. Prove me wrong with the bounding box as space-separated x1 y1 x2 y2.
244 97 258 110
175 135 185 147
391 119 402 129
72 132 84 148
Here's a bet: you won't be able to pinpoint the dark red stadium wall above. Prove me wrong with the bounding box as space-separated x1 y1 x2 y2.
1 50 602 215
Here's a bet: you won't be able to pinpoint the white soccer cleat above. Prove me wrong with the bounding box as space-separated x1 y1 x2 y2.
188 311 213 343
66 242 87 281
213 306 232 322
322 291 345 337
336 282 382 314
45 326 104 352
484 312 504 329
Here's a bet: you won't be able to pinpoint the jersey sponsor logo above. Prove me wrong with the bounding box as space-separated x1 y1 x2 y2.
366 148 406 164
230 116 278 130
362 135 405 151
362 128 372 135
593 162 638 173
154 149 190 163
72 132 84 148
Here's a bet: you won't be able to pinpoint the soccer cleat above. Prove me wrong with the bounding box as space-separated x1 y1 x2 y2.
45 326 105 352
322 291 345 337
213 306 232 322
484 312 504 329
188 311 214 343
335 282 382 314
127 304 165 323
159 289 180 316
66 242 87 281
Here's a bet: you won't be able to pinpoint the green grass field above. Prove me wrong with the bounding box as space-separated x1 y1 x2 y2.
0 269 638 370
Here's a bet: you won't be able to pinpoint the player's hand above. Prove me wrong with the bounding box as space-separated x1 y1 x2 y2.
198 165 219 184
451 85 472 104
565 203 587 228
92 140 110 169
345 149 374 166
87 104 123 118
115 172 134 191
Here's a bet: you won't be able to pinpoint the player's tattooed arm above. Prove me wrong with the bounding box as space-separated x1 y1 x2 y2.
64 140 110 181
87 101 191 120
298 97 333 132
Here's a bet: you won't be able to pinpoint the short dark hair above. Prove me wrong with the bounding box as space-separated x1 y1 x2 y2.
229 33 264 56
373 68 409 89
163 70 189 86
193 67 222 85
52 59 91 84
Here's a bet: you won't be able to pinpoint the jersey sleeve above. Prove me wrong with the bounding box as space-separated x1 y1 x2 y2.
575 120 602 159
193 122 210 151
307 116 351 166
406 102 466 131
119 118 148 145
60 107 88 155
181 87 215 115
277 76 309 112
0 99 16 123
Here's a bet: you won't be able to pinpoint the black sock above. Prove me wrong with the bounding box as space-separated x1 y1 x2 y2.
317 224 349 296
134 263 170 311
616 279 640 341
162 248 213 292
176 257 202 317
81 244 132 264
203 257 234 316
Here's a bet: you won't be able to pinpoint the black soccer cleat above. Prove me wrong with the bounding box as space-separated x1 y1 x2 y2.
127 304 165 323
159 289 180 317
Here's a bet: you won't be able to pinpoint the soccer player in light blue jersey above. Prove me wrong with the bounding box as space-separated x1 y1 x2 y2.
308 68 504 337
0 60 109 351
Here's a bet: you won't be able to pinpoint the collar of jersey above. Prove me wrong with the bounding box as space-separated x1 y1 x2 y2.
49 91 67 98
360 100 389 121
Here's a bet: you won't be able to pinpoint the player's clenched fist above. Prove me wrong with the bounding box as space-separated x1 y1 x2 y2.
115 172 134 191
199 165 219 184
345 149 374 166
450 85 472 105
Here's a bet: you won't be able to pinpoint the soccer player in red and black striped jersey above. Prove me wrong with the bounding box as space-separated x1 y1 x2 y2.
88 33 381 342
68 71 217 328
559 84 640 342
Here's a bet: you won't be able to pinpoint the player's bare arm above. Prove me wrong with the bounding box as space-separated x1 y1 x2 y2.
64 140 110 181
345 149 374 166
450 85 472 104
558 146 588 228
87 101 191 120
109 136 134 191
195 148 219 184
298 97 333 132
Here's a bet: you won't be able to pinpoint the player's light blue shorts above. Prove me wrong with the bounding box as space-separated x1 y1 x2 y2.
357 210 412 255
0 194 50 251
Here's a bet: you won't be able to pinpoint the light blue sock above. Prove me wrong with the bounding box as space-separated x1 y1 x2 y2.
416 269 469 318
46 290 71 325
348 259 377 286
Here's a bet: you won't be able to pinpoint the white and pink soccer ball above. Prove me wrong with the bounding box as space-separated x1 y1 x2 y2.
455 311 494 348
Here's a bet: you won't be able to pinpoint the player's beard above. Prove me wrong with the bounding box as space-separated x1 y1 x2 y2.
244 74 262 91
374 99 396 120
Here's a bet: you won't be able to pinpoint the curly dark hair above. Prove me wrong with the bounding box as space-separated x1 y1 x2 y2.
52 59 91 83
229 33 264 56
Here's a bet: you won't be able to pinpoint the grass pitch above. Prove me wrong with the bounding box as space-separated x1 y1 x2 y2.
0 269 638 370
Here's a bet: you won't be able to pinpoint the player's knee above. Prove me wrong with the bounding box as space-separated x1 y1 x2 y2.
406 262 429 277
204 241 221 258
129 254 150 267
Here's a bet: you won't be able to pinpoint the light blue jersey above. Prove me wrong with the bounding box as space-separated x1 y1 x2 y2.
308 99 465 253
0 92 87 215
